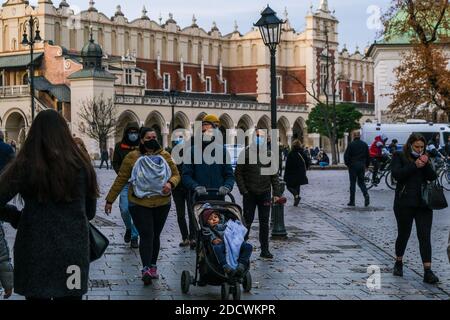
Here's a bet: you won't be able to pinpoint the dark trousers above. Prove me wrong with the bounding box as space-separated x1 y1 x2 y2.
243 191 271 252
287 186 300 198
129 204 170 267
99 159 109 169
371 158 380 182
394 205 433 263
173 188 195 241
212 242 253 268
349 163 368 202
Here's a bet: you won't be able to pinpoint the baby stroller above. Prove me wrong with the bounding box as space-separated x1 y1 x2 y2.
180 189 252 300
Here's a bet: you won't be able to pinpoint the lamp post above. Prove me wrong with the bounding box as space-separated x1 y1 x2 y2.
167 90 179 145
21 15 42 122
255 6 287 239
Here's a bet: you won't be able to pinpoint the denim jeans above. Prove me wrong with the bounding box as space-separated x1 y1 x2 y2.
119 185 139 240
212 242 253 268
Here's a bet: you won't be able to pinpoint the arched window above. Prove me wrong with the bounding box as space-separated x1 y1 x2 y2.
188 40 193 63
54 22 61 46
70 29 76 50
162 36 167 60
150 34 155 59
218 44 223 63
251 44 257 65
208 43 213 65
3 25 9 51
237 45 243 66
124 31 130 55
137 33 144 58
98 28 104 48
197 41 202 64
173 38 179 62
84 26 90 44
111 30 117 55
22 73 29 85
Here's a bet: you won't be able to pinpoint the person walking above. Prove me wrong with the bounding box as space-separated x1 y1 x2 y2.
284 139 310 207
112 122 140 248
182 114 235 201
172 137 196 249
391 133 440 284
99 148 110 170
0 131 14 173
0 109 99 300
344 131 370 207
235 128 282 259
105 128 180 285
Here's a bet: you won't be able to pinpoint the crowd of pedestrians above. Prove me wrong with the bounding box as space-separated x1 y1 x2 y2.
0 109 449 300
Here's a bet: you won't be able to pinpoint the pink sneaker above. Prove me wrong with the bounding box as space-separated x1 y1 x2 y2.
149 267 159 279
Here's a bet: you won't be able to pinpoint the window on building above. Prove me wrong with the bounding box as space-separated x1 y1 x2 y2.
186 75 192 92
22 73 29 85
125 69 132 85
276 76 282 98
206 76 212 93
223 79 227 94
163 73 171 91
320 64 330 95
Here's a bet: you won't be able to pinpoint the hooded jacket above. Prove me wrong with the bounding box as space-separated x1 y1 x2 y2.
369 135 385 158
112 122 140 173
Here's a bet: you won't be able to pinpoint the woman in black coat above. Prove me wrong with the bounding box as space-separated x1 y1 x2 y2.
391 133 439 284
284 140 310 207
0 110 99 299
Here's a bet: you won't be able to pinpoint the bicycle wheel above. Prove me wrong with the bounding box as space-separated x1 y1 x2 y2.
364 168 374 190
439 170 450 191
385 171 397 190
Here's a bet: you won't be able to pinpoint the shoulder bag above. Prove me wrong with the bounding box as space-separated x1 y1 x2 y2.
89 222 109 262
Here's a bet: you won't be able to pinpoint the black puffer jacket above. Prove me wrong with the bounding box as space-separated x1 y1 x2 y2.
391 152 437 208
112 122 140 173
284 147 309 188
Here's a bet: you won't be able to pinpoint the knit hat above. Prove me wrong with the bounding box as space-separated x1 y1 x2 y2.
202 209 217 225
202 114 220 126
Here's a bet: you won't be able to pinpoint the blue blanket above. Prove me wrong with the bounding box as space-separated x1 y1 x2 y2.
224 220 247 269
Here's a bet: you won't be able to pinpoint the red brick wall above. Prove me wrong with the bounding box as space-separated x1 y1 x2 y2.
224 68 257 95
279 69 307 104
41 42 82 86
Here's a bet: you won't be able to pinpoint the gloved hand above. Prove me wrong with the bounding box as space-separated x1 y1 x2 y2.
218 186 231 196
195 186 208 196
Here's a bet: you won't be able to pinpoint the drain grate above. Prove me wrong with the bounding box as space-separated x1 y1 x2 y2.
335 245 362 250
307 250 342 254
89 279 111 288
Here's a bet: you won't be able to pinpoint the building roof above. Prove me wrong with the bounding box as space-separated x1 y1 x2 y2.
34 76 71 102
67 68 117 80
0 52 44 69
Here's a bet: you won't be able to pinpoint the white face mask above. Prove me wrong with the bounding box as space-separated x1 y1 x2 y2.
411 150 423 157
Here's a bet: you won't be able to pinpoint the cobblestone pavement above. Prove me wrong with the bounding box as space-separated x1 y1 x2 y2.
2 168 450 300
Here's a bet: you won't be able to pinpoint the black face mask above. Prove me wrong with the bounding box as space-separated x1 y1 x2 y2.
143 139 160 151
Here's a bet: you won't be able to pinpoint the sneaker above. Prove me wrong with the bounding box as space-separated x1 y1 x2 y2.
364 195 370 207
149 267 159 279
141 267 152 286
179 239 190 247
393 261 403 277
131 238 139 249
124 229 131 243
423 269 439 284
260 251 274 259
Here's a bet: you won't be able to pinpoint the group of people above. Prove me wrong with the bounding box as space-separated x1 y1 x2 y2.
345 131 444 284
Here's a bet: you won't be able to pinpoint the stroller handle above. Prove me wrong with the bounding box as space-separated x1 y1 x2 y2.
191 188 235 204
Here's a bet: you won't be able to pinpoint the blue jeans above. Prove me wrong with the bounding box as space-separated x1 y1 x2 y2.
319 162 329 168
119 185 139 240
212 242 253 268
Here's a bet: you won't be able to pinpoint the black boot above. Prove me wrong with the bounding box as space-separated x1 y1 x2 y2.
393 260 403 277
364 194 370 207
423 269 439 284
347 198 355 206
293 196 301 207
124 229 131 243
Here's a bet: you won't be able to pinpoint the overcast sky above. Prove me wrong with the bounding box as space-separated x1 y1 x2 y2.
29 0 392 52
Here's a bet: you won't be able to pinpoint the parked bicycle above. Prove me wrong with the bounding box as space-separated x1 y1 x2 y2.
433 157 450 191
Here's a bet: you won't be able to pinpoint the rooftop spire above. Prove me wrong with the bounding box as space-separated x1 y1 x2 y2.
319 0 329 12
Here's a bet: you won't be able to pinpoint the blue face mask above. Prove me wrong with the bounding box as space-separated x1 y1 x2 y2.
255 136 265 146
128 133 139 142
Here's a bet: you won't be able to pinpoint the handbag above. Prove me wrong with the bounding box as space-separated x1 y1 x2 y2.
89 222 109 262
422 180 448 210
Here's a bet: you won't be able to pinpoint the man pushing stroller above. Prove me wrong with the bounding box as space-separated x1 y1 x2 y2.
202 205 253 278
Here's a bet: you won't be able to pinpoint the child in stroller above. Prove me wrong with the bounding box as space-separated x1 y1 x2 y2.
202 206 253 278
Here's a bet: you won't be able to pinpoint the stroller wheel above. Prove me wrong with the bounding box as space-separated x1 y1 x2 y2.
232 284 241 300
242 271 252 293
181 271 192 294
221 283 231 300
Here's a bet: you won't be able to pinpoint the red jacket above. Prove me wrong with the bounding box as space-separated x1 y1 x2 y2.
369 136 384 158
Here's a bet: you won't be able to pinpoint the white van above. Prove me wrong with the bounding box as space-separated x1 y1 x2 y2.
361 120 450 149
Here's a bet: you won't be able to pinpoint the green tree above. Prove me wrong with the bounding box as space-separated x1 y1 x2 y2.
306 103 363 140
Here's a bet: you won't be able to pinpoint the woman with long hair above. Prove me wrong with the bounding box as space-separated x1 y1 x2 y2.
284 139 310 207
0 109 99 300
391 133 439 284
105 127 180 285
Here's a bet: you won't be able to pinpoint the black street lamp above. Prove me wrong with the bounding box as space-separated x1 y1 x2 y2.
254 5 283 130
167 90 179 143
21 15 42 122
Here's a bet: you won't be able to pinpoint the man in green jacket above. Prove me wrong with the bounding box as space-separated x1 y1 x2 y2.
235 128 282 259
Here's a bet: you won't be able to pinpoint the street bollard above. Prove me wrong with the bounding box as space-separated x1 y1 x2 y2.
271 180 287 239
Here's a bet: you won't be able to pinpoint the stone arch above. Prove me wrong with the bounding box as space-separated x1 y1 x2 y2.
277 116 290 146
4 110 27 147
219 113 234 144
292 116 307 144
115 110 140 143
237 114 254 132
195 112 207 122
144 111 165 144
256 115 270 130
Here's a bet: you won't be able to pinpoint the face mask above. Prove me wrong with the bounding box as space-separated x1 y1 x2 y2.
255 136 265 146
411 150 423 157
128 133 139 142
144 139 160 151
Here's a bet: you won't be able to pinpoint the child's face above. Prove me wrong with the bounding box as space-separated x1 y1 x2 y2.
207 213 220 227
